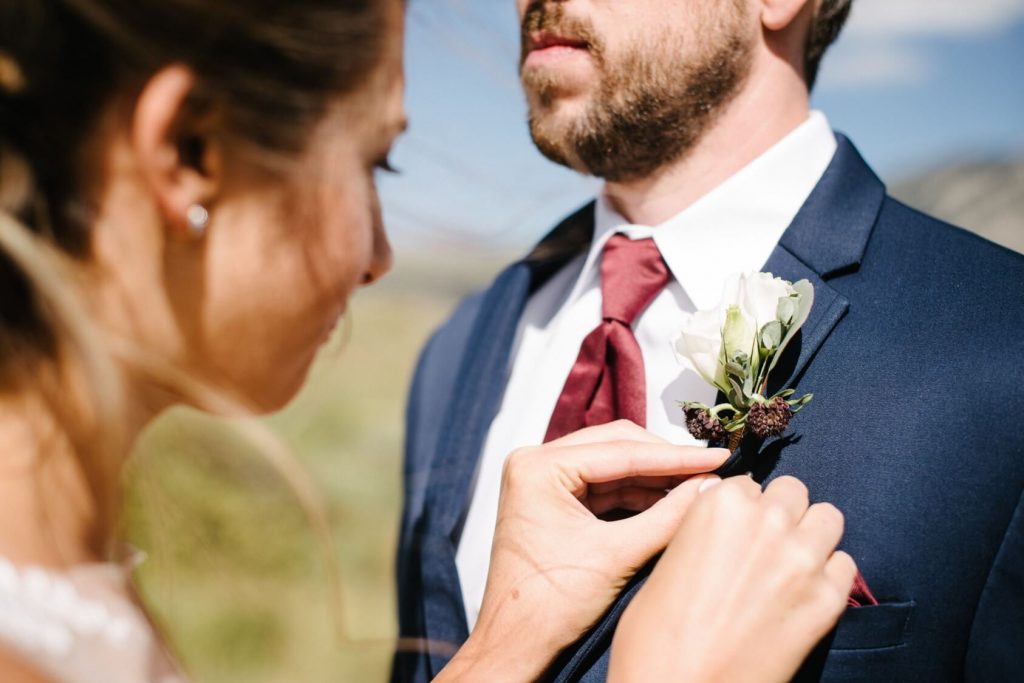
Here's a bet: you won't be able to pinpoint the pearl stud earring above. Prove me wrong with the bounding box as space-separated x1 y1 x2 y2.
186 204 209 237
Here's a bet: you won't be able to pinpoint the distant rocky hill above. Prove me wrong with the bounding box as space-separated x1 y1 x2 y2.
892 159 1024 254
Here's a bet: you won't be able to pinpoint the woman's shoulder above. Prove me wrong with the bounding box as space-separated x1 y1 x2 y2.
0 554 186 683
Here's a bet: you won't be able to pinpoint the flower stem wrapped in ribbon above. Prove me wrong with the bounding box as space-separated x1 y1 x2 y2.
673 272 814 449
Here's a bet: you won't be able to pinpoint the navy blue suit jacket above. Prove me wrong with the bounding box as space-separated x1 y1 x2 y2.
392 138 1024 682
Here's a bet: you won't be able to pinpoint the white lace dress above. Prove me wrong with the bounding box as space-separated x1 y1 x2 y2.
0 554 186 683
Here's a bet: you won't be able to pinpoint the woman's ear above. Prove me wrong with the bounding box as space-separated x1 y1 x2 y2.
131 64 222 239
760 0 813 32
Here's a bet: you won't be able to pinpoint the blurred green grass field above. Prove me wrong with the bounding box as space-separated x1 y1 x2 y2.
121 253 505 682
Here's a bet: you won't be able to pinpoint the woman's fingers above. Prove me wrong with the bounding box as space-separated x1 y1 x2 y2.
824 550 858 606
480 426 726 677
612 475 721 556
589 475 679 495
703 471 761 502
588 486 669 515
761 475 810 522
796 502 846 560
547 420 667 447
609 475 856 683
562 441 730 483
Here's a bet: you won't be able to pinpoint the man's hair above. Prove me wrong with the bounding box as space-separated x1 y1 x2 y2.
805 0 853 90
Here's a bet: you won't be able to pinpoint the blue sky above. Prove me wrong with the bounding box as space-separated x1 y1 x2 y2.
378 0 1024 251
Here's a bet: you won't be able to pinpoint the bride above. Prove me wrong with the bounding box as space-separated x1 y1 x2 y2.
0 1 856 681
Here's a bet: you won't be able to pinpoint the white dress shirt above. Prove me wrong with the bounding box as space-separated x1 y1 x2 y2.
455 111 838 630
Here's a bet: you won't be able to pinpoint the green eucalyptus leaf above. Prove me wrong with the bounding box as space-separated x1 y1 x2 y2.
749 343 762 381
728 377 746 404
723 414 747 431
725 361 746 378
766 280 815 379
760 320 783 351
776 296 798 326
788 393 813 413
723 305 754 361
710 403 736 417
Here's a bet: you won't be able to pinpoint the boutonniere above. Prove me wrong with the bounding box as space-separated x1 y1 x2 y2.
673 272 814 450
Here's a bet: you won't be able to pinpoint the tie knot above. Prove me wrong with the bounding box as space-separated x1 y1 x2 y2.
599 234 670 324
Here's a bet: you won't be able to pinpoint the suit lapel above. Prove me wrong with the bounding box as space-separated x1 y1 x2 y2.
778 135 885 279
713 137 885 477
419 262 532 675
767 134 885 384
420 204 596 676
760 247 849 394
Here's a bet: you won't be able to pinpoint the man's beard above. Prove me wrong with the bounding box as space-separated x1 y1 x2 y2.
521 5 752 183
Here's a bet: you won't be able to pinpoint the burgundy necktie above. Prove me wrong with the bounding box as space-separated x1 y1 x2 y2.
545 234 670 442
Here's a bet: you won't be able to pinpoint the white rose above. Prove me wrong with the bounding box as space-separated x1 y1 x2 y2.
738 272 794 328
672 272 813 395
673 306 728 390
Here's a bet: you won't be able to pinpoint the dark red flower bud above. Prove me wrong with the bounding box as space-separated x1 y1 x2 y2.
747 396 793 438
684 406 726 442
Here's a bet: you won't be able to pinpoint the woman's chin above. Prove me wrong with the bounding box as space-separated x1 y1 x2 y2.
188 328 329 416
201 355 316 417
247 362 315 414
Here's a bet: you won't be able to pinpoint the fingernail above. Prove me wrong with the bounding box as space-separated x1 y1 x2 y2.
698 476 722 493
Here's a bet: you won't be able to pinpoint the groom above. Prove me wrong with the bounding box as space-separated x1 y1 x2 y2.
394 0 1024 680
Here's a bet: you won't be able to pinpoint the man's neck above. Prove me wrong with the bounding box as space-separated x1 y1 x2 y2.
603 59 811 226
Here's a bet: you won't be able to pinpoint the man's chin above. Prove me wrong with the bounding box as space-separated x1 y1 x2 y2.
522 64 596 104
526 86 589 124
527 121 593 177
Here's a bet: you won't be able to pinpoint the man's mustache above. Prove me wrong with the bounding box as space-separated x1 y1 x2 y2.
519 2 604 68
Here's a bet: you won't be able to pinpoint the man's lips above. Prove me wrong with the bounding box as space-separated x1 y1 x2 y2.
527 31 589 53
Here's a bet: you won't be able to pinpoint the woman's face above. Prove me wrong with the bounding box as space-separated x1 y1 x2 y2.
183 18 406 410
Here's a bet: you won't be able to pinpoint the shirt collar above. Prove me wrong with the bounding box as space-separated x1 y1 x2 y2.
570 111 837 312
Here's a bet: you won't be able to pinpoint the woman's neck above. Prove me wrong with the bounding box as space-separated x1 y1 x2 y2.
0 359 148 568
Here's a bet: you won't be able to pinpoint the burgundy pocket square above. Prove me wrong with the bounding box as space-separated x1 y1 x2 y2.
848 570 878 607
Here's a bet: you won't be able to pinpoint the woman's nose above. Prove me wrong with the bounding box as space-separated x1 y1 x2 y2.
362 216 392 286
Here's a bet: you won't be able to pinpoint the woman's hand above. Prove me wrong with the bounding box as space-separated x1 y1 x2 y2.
437 421 728 681
609 475 857 683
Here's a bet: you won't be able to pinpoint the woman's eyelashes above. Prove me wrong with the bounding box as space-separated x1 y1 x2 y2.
374 153 399 174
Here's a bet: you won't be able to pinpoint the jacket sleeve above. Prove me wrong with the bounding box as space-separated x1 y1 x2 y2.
391 293 487 683
964 486 1024 681
390 334 433 683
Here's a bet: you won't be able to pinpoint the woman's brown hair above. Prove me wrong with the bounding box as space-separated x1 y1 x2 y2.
0 2 395 626
0 0 389 370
